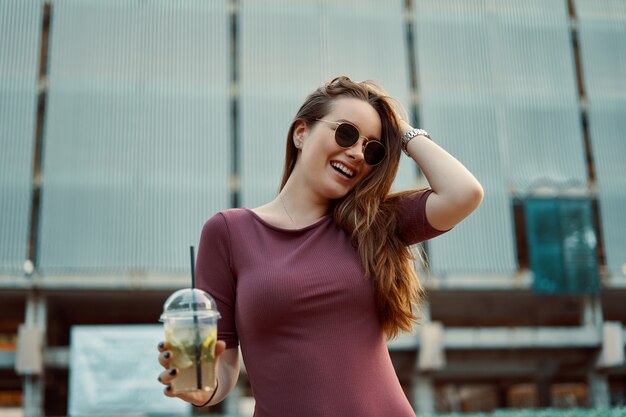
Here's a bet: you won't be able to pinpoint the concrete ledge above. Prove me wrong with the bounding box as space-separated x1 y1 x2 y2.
2 272 624 291
45 346 70 368
0 275 31 289
389 326 607 350
424 273 532 290
0 325 617 370
444 326 602 349
0 273 191 290
607 274 626 289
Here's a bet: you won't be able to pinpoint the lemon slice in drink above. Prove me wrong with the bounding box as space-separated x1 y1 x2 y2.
202 329 217 349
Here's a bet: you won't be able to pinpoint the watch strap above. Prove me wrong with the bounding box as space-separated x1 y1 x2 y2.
401 128 430 156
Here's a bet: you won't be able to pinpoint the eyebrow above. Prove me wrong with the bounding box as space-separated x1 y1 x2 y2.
335 118 381 142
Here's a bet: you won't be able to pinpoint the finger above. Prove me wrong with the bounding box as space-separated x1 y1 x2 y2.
158 350 172 368
214 340 226 359
157 368 178 385
157 341 169 352
163 385 174 397
211 340 227 376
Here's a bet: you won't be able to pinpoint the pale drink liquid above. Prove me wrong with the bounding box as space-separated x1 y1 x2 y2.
164 317 218 394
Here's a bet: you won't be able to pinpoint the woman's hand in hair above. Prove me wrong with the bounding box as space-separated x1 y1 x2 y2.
403 124 484 231
398 119 414 137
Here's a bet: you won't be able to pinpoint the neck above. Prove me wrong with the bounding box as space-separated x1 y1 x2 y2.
277 178 331 225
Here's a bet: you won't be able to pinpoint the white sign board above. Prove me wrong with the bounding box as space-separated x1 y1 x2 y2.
69 325 190 416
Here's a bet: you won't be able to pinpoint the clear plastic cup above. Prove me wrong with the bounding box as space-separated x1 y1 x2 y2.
159 288 220 394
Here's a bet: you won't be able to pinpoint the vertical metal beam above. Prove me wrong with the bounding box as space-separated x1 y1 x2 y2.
567 0 596 185
23 375 43 417
588 371 610 409
229 0 240 208
581 287 611 410
28 0 51 270
567 0 609 278
413 376 436 414
22 0 51 411
582 295 603 328
403 0 423 183
412 300 436 413
536 375 552 408
21 293 47 417
535 360 558 408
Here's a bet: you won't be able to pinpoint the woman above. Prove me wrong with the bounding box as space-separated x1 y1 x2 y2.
157 76 483 416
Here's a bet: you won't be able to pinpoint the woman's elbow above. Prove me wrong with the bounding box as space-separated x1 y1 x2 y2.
469 181 484 211
455 181 483 217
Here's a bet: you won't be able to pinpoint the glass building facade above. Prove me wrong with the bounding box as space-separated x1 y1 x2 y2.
1 0 625 415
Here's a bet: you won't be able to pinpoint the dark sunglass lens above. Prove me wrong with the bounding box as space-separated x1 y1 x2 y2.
335 123 359 148
364 141 386 166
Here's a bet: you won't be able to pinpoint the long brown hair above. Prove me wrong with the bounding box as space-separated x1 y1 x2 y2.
279 76 425 338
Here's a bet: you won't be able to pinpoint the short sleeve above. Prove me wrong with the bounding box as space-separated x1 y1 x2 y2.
196 213 239 348
396 189 450 245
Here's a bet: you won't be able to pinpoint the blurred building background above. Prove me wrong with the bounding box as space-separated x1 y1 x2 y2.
1 0 626 416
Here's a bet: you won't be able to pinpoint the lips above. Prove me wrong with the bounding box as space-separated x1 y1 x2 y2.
330 161 355 179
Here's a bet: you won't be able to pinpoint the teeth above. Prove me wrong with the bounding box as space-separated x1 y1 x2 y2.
331 162 354 178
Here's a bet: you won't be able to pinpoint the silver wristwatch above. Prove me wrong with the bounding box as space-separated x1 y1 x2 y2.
401 128 430 156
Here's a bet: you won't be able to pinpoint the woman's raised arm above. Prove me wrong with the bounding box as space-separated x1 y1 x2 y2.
399 120 484 231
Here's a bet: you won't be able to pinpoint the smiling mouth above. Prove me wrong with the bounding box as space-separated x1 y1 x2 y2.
330 161 355 179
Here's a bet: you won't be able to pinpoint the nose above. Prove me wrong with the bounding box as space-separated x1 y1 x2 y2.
344 138 367 162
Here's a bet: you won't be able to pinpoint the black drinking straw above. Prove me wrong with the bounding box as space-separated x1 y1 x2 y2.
190 246 202 390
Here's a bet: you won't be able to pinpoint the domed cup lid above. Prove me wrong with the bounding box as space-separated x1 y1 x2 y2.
159 288 221 321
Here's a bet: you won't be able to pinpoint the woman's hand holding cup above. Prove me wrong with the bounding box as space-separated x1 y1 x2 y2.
157 339 226 406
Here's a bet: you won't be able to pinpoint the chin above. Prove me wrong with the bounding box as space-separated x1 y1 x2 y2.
317 175 360 201
325 185 353 201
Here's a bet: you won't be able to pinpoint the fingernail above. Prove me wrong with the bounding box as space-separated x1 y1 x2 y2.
163 352 170 359
158 342 164 349
166 385 172 391
157 376 162 383
169 368 177 376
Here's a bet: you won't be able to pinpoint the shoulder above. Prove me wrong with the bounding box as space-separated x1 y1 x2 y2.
395 189 433 208
203 208 250 226
201 208 252 238
391 189 449 245
389 189 434 220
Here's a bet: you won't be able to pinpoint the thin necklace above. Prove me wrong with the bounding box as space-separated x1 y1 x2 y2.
279 194 295 223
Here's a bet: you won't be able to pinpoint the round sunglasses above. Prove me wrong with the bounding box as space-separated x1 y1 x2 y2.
316 119 386 166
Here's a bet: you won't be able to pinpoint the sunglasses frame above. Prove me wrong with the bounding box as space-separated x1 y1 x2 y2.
315 119 386 166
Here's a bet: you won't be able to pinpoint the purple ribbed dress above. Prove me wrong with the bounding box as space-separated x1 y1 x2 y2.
196 190 446 417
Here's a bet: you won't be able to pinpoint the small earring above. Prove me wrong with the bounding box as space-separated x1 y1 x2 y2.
295 140 302 148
